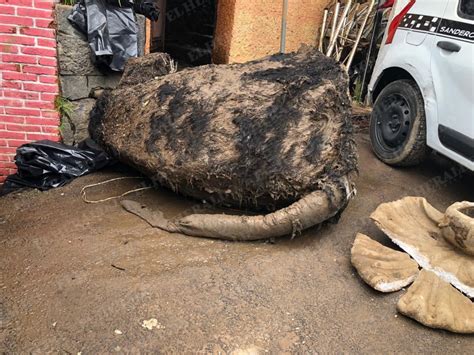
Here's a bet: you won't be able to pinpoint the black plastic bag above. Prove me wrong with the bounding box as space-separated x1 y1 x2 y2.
0 139 112 196
68 0 137 71
68 0 159 71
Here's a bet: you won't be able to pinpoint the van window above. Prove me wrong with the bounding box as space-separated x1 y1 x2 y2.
459 0 474 18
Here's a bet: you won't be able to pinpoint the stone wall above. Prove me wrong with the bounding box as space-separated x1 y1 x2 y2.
55 4 146 145
213 0 331 64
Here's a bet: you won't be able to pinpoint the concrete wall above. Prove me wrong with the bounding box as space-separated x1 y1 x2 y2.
213 0 331 64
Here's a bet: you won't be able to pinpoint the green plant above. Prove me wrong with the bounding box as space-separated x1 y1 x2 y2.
55 96 74 119
352 78 363 103
61 0 76 6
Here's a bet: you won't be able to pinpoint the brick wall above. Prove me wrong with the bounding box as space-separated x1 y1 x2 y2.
0 0 59 184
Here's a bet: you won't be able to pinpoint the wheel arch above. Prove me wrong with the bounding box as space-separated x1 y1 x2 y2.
371 67 419 102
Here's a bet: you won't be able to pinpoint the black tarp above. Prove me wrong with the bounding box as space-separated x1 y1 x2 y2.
0 139 112 196
68 0 159 71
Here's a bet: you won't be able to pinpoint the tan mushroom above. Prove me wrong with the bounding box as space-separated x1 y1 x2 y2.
370 197 474 298
351 233 419 292
440 201 474 256
397 270 474 334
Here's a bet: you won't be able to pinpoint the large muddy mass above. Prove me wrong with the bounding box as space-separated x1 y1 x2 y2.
90 46 358 212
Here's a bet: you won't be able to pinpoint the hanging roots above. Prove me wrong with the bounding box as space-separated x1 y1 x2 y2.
121 176 353 241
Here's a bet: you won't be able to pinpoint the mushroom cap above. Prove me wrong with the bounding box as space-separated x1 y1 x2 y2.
351 233 419 292
397 270 474 334
440 201 474 256
370 197 474 298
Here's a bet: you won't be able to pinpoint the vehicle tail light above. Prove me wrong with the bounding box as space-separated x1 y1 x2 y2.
386 0 416 44
379 0 395 9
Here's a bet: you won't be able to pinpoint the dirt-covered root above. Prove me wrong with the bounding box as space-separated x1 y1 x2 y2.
121 176 353 241
118 52 177 87
439 201 474 256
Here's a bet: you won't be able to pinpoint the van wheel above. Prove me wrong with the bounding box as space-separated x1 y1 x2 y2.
370 79 428 166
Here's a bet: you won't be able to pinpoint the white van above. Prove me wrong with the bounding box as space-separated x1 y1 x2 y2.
368 0 474 170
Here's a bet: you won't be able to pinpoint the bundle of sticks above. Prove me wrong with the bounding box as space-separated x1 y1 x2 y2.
319 0 377 71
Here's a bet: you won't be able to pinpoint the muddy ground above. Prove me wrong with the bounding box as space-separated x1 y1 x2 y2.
1 133 473 353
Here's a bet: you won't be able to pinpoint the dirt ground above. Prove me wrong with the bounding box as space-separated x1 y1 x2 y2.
1 133 473 353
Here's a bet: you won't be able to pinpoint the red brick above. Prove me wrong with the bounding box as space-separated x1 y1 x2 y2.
0 0 33 6
41 126 58 134
7 124 41 132
34 18 54 29
6 139 26 147
33 0 53 9
0 162 16 169
0 44 18 53
0 131 25 139
0 62 20 71
0 139 7 146
3 89 39 99
2 71 37 81
0 24 16 33
41 110 59 119
39 75 57 84
37 38 56 48
0 15 33 26
2 53 36 64
0 155 15 162
0 34 35 45
0 98 23 107
20 27 55 39
0 24 15 33
21 46 56 57
40 93 57 101
0 146 17 154
38 57 56 67
17 7 53 18
25 100 54 109
5 107 40 116
25 117 59 126
23 65 56 75
2 81 21 89
0 115 25 123
0 153 15 161
0 5 15 15
23 82 58 93
27 133 58 141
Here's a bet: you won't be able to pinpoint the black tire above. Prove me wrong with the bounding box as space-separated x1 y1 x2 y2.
370 79 429 166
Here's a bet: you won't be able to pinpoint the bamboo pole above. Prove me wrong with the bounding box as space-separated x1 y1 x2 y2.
319 9 329 52
336 3 359 61
327 0 352 57
345 0 376 71
328 2 340 50
280 0 289 53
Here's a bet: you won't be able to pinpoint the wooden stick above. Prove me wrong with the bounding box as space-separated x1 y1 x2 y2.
345 0 376 71
327 0 352 57
319 9 329 52
328 2 341 51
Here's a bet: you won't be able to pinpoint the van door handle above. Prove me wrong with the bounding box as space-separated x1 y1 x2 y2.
437 41 461 52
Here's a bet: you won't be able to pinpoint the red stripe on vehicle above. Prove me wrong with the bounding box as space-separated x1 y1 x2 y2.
386 0 416 44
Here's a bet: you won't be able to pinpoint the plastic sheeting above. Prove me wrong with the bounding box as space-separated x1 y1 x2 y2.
0 139 113 196
68 0 149 71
